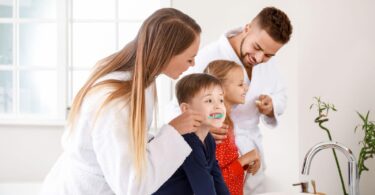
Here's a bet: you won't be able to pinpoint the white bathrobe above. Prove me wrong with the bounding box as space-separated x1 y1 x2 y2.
40 71 192 195
165 27 287 194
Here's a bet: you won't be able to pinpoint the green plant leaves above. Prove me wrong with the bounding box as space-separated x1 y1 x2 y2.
356 111 375 177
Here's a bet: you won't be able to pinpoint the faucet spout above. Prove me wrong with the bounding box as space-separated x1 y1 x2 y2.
301 141 359 195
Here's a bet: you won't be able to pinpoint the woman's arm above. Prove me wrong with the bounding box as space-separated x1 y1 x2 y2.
91 101 192 195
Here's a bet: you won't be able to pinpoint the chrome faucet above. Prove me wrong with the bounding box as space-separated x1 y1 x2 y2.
301 141 359 195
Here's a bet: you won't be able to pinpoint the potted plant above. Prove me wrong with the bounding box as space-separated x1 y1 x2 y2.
310 97 375 195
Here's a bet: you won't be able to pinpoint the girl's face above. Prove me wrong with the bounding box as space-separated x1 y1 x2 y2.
222 67 249 105
189 85 226 128
162 36 200 79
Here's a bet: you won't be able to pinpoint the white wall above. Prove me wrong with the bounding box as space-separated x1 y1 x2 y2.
297 1 375 195
0 125 63 181
172 0 300 193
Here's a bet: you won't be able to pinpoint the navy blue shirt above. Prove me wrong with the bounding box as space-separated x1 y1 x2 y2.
153 133 229 195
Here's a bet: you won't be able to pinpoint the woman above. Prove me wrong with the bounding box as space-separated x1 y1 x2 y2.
40 8 202 195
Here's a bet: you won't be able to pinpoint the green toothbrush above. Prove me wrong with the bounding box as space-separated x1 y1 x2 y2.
208 113 224 119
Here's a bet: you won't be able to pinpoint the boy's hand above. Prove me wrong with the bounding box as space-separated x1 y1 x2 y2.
169 109 204 135
256 95 274 117
209 124 229 144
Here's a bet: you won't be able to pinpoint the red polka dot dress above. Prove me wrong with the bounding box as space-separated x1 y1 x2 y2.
215 125 244 195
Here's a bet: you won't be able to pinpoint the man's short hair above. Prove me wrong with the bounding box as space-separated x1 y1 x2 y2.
254 6 293 44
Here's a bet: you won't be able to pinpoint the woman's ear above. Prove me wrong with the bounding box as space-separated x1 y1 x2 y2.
179 103 190 113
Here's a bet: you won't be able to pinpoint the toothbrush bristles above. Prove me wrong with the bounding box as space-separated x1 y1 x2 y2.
208 113 224 119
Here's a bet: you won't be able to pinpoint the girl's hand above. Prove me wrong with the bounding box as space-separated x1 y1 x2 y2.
238 149 261 173
247 159 260 175
210 124 229 144
169 109 204 135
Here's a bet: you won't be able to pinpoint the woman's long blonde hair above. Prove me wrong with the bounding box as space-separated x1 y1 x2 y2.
67 8 201 178
203 60 243 128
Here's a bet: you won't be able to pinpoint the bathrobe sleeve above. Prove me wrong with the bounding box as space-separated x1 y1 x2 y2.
91 97 192 195
259 61 287 129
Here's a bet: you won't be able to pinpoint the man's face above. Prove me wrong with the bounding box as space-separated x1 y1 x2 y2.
189 85 226 128
239 24 283 70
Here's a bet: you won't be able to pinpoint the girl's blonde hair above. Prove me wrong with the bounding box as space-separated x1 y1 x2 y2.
67 8 201 179
203 60 243 128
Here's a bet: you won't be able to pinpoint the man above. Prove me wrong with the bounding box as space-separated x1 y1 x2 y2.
166 6 292 194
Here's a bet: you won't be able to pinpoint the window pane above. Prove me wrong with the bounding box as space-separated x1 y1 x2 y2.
0 0 12 18
72 23 116 68
72 70 90 99
0 71 13 113
0 24 12 65
19 23 57 67
118 22 141 48
73 0 115 20
19 0 56 19
19 70 58 116
119 0 160 20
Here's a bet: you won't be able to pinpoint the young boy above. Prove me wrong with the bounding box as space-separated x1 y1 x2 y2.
153 73 229 195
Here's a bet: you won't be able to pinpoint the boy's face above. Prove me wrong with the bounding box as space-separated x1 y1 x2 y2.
188 85 226 128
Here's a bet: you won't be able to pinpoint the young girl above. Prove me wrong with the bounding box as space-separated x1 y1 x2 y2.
40 8 203 195
204 60 260 195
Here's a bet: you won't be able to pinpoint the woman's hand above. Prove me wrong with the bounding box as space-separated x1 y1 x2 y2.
169 109 204 135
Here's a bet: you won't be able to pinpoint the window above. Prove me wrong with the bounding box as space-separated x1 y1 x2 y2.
0 0 172 125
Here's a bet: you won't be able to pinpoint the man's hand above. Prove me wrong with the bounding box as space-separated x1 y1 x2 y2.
256 94 274 117
209 124 229 144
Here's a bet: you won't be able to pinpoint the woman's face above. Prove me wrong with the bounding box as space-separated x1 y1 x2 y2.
163 36 200 79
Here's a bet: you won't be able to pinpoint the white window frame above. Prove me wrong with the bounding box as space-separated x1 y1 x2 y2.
0 0 172 126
